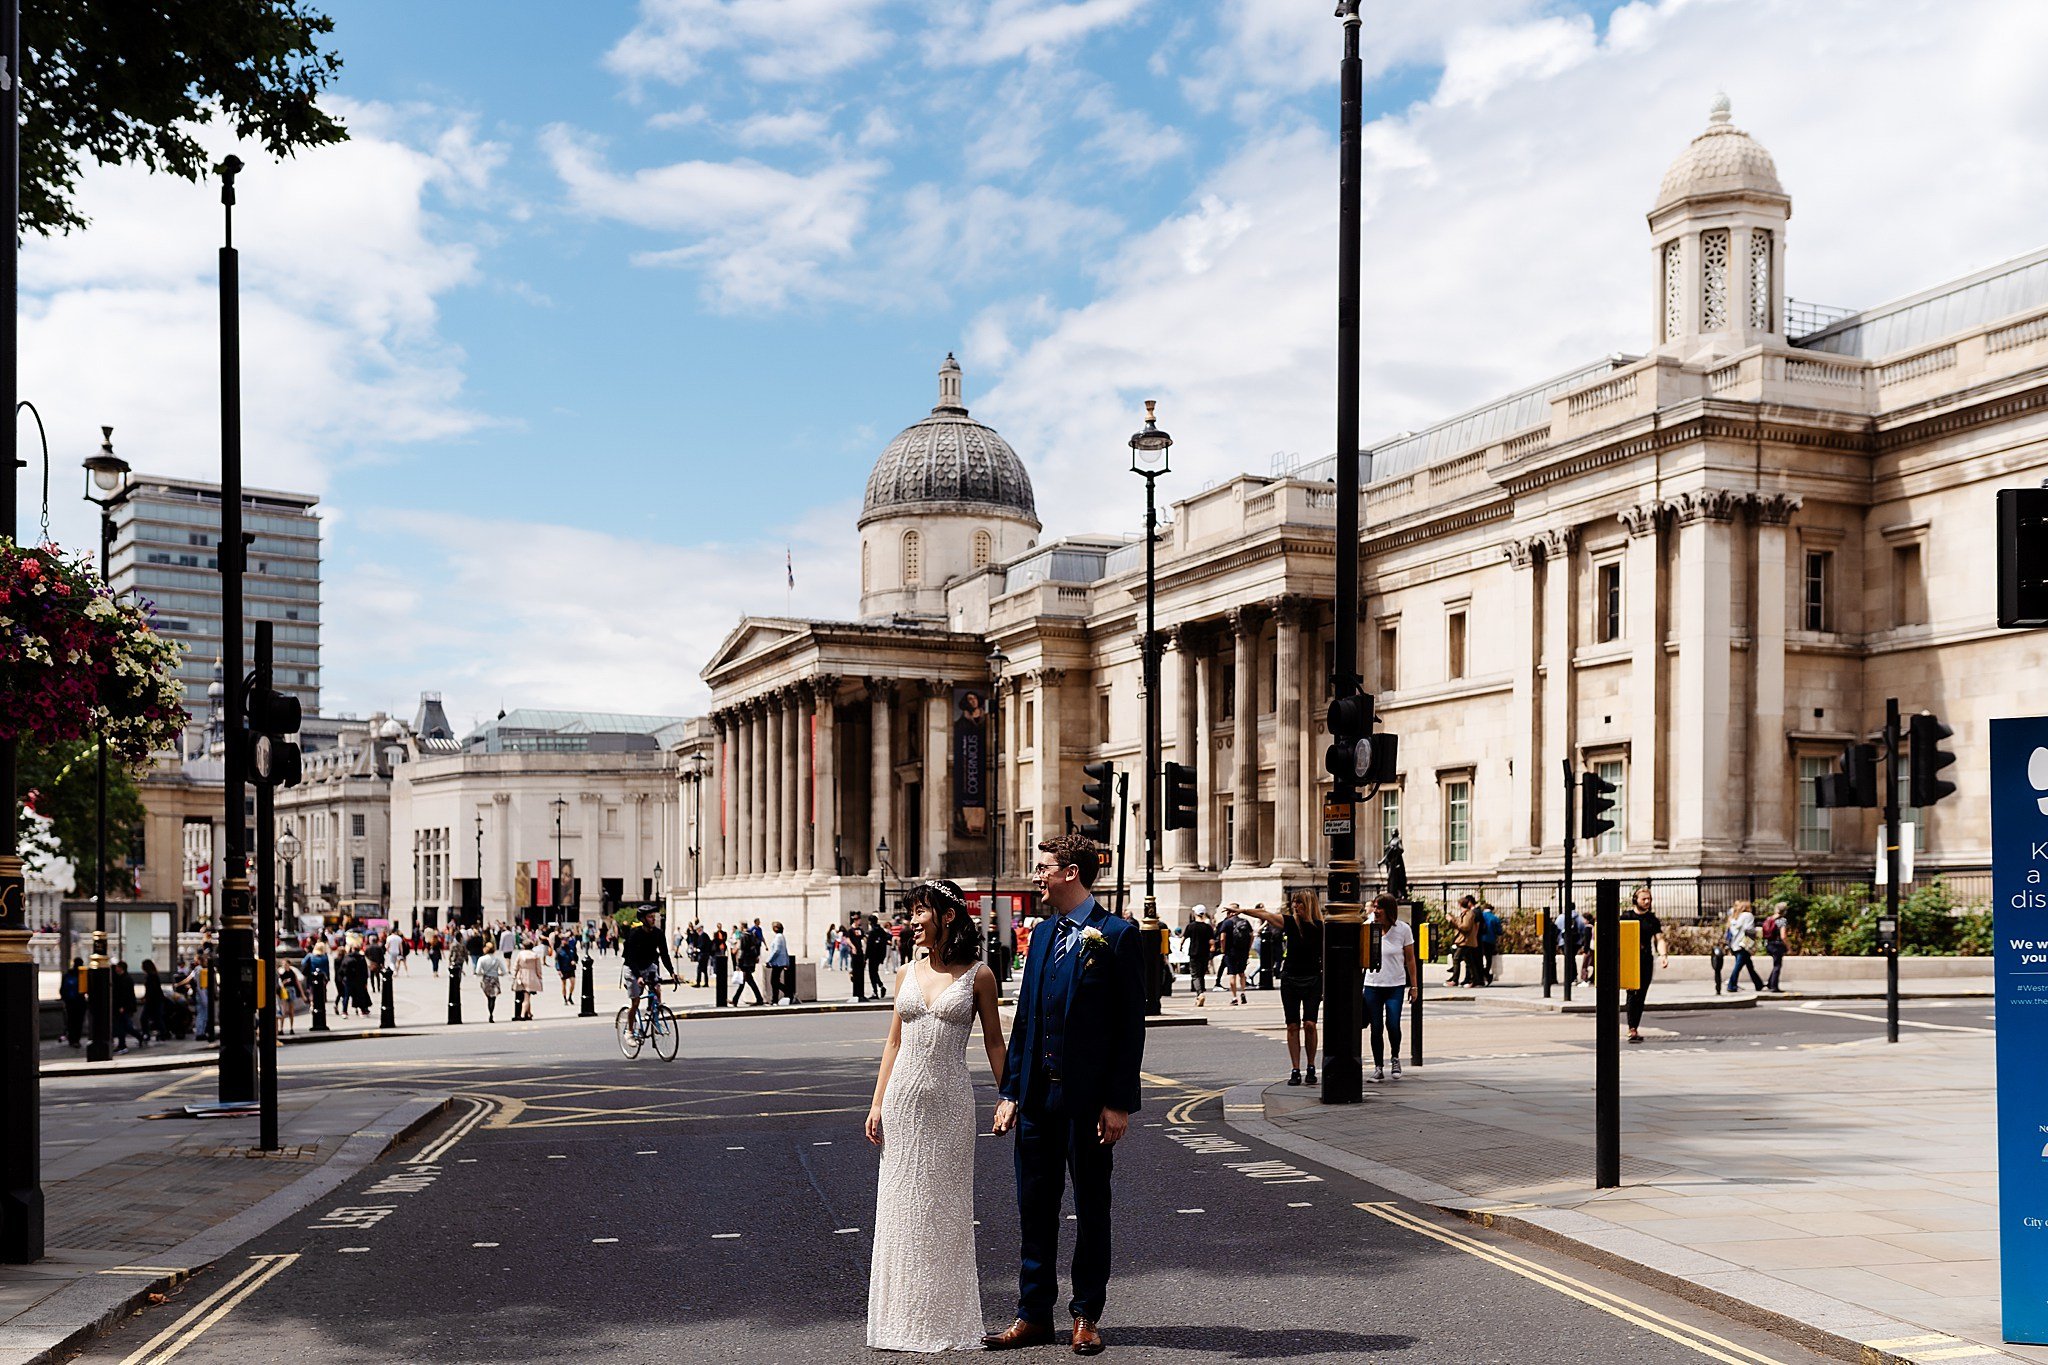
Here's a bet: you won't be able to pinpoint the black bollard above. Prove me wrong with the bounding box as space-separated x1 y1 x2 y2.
380 967 396 1029
579 947 596 1018
1710 942 1726 994
447 962 462 1025
310 969 329 1032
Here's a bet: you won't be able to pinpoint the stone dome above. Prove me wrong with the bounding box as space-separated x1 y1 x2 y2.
1651 94 1786 214
859 355 1038 526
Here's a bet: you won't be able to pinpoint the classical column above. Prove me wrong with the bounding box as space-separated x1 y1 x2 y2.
1273 598 1307 866
1002 677 1022 863
710 714 729 881
1748 494 1800 852
924 679 951 876
1538 528 1578 850
811 677 839 877
1171 625 1201 870
1669 490 1742 852
751 701 769 877
733 706 752 877
1198 643 1220 869
869 679 895 875
1229 606 1261 866
768 693 788 876
780 689 800 873
1035 669 1066 840
794 687 814 873
1500 538 1541 855
1620 502 1665 849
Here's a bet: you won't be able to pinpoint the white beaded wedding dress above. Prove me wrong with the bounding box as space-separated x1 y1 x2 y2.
867 961 986 1352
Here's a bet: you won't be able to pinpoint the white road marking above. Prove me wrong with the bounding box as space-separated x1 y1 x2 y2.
119 1253 300 1365
411 1096 495 1165
592 1237 619 1244
337 1248 370 1254
547 1154 567 1160
813 1141 833 1146
1176 1208 1206 1215
458 1158 478 1164
1288 1202 1314 1208
473 1242 499 1248
713 1233 741 1239
636 1150 659 1156
835 1228 859 1235
727 1146 745 1151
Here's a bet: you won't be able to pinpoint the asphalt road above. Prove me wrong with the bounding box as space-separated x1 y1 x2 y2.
56 998 1879 1365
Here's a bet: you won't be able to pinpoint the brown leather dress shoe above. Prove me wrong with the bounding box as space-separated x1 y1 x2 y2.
1071 1318 1104 1355
982 1319 1054 1350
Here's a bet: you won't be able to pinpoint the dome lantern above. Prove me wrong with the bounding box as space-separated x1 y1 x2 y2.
1647 94 1791 358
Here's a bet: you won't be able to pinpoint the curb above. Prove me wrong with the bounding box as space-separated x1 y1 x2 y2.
1214 1082 1988 1365
0 1093 452 1365
40 1029 427 1079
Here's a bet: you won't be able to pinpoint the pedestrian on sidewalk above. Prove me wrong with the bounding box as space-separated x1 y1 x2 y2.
178 951 211 1041
427 931 443 977
498 924 517 961
344 945 373 1017
1478 901 1503 986
732 926 766 1006
1218 906 1254 1005
710 925 731 1005
1623 884 1670 1044
1451 896 1484 988
140 959 167 1041
1182 907 1213 1007
1761 903 1788 992
865 914 889 1000
1241 892 1325 1086
111 961 144 1052
278 960 302 1034
1256 911 1284 992
59 957 84 1048
555 933 579 1004
1723 901 1766 992
511 935 544 1020
388 928 408 975
1363 894 1418 1082
765 922 794 1004
475 942 505 1022
365 935 386 997
847 918 868 1001
300 941 329 1022
1212 911 1232 991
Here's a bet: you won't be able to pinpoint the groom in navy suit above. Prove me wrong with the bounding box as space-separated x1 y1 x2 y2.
984 834 1145 1357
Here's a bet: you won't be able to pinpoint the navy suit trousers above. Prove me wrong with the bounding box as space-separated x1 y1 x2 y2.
1014 1082 1115 1325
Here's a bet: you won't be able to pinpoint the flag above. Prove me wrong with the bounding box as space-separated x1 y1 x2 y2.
786 547 794 590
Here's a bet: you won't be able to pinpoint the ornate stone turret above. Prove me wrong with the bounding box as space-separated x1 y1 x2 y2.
1647 94 1790 361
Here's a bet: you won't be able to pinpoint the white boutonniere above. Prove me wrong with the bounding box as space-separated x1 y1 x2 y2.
1079 926 1108 964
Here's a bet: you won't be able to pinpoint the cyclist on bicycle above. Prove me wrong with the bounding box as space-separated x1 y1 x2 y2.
622 909 676 1016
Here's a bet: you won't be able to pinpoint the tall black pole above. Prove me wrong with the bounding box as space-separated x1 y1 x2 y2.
1140 472 1163 1015
254 623 278 1150
691 773 703 926
1883 697 1901 1044
216 156 256 1103
0 0 46 1267
987 671 1003 989
1320 0 1366 1106
85 507 112 1062
1561 760 1576 1002
1595 877 1621 1188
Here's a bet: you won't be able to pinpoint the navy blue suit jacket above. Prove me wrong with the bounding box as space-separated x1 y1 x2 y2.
1000 897 1146 1117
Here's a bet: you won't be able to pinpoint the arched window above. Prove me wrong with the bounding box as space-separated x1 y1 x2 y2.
902 530 921 584
973 529 992 569
861 540 871 592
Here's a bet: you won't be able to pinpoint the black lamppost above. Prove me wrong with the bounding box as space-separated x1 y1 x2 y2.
1129 402 1171 1017
652 861 663 912
82 429 129 1062
550 794 568 928
986 646 1008 988
685 752 709 924
473 810 483 928
876 835 891 923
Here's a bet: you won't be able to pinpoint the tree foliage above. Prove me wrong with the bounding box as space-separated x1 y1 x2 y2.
18 739 144 898
21 0 347 236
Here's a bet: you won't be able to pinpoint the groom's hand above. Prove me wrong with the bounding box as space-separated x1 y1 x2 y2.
992 1099 1018 1135
1096 1107 1128 1146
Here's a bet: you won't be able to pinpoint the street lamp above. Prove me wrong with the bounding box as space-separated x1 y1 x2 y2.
685 751 709 924
1129 401 1171 1016
81 427 129 1063
876 835 891 924
986 645 1009 988
652 861 663 911
550 794 568 928
474 810 483 928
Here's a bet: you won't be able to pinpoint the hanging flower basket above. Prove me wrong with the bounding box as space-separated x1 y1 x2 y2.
0 539 188 763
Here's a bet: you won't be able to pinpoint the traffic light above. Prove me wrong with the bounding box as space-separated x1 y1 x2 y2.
248 684 302 788
1998 487 2048 629
1326 693 1399 786
1579 769 1617 841
1908 712 1958 806
1815 743 1879 809
1080 761 1115 843
1162 760 1198 831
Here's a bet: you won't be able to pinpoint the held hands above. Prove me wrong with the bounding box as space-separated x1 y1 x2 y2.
865 1105 884 1147
1096 1107 1128 1146
991 1099 1018 1136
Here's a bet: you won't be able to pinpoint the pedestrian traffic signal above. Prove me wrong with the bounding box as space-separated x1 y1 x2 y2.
1080 761 1115 843
1325 692 1398 785
1815 742 1879 808
1998 487 2048 629
1908 712 1958 806
247 684 301 788
1162 760 1198 831
1579 769 1617 841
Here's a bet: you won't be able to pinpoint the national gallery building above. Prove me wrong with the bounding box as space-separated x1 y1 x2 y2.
678 100 2048 957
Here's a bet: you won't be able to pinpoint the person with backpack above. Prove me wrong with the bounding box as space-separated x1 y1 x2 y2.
1477 902 1503 987
1450 896 1484 989
1724 901 1766 992
731 923 765 1006
1241 891 1326 1086
1760 903 1788 993
1217 906 1255 1006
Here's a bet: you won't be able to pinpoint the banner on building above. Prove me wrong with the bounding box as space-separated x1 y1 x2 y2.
515 860 531 910
953 685 990 837
537 858 552 908
1992 715 2048 1343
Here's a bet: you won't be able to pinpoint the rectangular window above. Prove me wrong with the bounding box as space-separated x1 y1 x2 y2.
1446 610 1467 681
1803 551 1832 632
1264 640 1278 715
1099 690 1111 741
1594 759 1626 855
1443 780 1471 863
351 813 366 838
1596 561 1623 643
1224 803 1235 857
1797 755 1832 853
1379 788 1401 858
1023 698 1035 744
1892 543 1927 626
351 857 365 892
1378 624 1398 693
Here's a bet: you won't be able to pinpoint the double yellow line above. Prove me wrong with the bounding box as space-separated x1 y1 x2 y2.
1356 1202 1788 1365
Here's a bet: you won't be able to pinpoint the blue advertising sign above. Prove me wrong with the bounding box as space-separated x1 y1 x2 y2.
1992 716 2048 1343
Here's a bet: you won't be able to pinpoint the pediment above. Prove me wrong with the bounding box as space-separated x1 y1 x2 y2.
702 617 809 679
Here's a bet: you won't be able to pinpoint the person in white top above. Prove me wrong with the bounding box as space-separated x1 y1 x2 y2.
1724 901 1765 992
386 930 407 973
1362 894 1418 1083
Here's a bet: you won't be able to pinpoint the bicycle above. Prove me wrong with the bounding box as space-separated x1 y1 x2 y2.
615 975 680 1061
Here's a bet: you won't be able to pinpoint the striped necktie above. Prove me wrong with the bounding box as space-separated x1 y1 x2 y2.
1052 917 1079 969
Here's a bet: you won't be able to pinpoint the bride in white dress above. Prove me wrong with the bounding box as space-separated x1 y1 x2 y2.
864 879 1010 1352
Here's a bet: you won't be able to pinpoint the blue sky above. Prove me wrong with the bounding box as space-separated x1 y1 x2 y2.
16 0 2048 731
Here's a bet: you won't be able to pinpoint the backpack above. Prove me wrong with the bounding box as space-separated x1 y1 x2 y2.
1225 917 1253 952
1479 910 1502 946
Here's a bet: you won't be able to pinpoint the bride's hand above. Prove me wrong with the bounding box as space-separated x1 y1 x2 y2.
865 1105 884 1147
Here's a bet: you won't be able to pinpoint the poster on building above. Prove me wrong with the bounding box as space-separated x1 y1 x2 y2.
953 685 990 836
536 858 552 908
515 860 531 911
1992 715 2048 1343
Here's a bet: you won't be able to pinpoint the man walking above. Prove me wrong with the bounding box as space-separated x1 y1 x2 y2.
865 914 889 1000
847 918 868 1002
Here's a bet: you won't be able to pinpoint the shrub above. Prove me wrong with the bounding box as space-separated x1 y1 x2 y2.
1830 878 1966 956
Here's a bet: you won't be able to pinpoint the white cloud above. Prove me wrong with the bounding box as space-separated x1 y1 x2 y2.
978 0 2048 541
542 124 884 309
732 107 835 146
605 0 894 87
926 0 1151 65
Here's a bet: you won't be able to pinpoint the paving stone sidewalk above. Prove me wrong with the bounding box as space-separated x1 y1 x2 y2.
0 1083 449 1364
1222 1013 2035 1365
